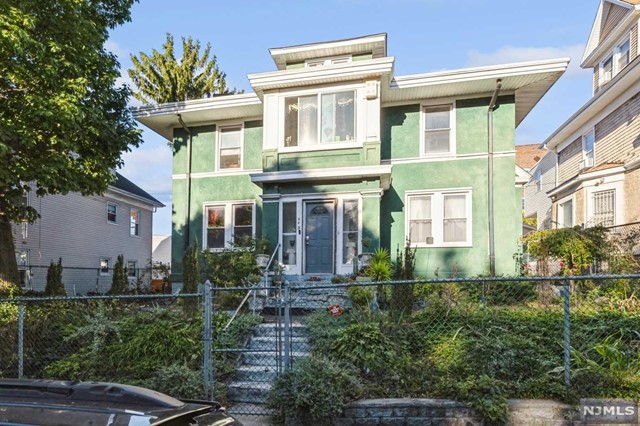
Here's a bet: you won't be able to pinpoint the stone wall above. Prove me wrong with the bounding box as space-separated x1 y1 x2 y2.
325 398 574 426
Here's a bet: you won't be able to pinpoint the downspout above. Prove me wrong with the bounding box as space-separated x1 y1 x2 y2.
178 114 193 252
487 79 502 277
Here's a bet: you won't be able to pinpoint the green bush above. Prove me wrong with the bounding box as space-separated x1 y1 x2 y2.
267 356 362 425
347 285 373 309
304 309 348 357
332 322 396 373
110 255 128 294
145 364 205 399
451 375 509 426
45 259 65 296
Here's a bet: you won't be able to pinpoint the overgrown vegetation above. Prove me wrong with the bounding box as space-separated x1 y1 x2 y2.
45 259 65 296
286 278 640 425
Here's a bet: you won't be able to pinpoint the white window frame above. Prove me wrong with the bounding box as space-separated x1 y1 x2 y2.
599 33 631 86
582 129 595 168
130 208 140 237
534 169 542 192
99 258 111 276
107 202 118 224
405 188 472 248
202 201 256 251
305 55 352 68
556 195 575 229
420 102 456 157
217 124 244 171
127 260 137 278
584 177 624 228
278 83 363 152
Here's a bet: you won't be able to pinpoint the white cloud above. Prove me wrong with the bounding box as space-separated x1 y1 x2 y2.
105 39 129 61
467 44 589 78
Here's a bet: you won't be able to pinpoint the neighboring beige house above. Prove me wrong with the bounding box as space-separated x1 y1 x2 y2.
12 173 164 294
525 0 640 230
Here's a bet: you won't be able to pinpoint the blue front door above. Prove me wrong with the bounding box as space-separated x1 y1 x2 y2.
305 201 334 274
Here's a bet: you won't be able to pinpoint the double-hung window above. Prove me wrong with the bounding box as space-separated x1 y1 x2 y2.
99 258 110 275
205 203 254 250
558 199 573 228
582 129 595 168
284 91 355 147
407 190 471 247
218 126 242 170
600 35 631 86
107 203 117 223
130 209 140 236
127 261 137 278
422 104 453 155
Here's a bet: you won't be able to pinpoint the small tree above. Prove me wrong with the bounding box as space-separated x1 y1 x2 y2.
45 258 65 296
110 255 128 295
391 242 417 318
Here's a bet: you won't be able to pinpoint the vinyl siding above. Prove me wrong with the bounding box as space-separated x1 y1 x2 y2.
593 67 600 95
11 189 155 294
600 3 629 43
523 152 556 230
557 137 583 184
594 92 640 164
631 23 638 61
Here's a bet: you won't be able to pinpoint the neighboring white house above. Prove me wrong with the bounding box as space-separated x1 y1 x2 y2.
12 173 164 294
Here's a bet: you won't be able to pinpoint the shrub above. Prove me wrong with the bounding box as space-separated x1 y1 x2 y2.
451 375 509 426
267 356 362 425
304 309 348 357
45 258 65 296
347 285 373 309
110 255 128 295
145 364 205 399
332 322 396 373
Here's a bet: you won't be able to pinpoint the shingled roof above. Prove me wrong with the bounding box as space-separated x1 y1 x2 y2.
111 173 164 207
515 144 547 170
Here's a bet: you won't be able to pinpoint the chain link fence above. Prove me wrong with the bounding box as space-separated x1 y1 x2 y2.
1 275 639 419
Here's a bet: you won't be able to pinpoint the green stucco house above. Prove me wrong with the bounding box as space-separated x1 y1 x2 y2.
134 34 568 280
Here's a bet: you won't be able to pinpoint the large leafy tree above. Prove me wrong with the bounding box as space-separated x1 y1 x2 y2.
128 33 235 104
0 0 141 289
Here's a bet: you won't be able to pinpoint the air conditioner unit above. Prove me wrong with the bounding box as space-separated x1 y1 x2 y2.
582 157 594 168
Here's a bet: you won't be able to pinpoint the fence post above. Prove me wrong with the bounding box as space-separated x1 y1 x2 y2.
283 280 291 370
18 303 24 379
203 280 215 400
563 279 571 387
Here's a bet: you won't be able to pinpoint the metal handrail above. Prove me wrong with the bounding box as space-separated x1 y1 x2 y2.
222 242 281 332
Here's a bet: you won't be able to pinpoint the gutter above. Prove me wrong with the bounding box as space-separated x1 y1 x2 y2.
177 114 193 251
487 79 502 277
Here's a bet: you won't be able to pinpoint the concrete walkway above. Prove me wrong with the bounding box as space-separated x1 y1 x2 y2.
234 415 272 425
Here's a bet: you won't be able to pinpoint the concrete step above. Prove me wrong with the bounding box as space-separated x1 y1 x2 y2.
227 382 272 404
249 336 310 352
241 350 309 367
253 323 307 337
234 365 279 382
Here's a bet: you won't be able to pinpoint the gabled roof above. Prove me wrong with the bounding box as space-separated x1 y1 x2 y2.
582 0 639 67
111 173 164 208
515 144 547 170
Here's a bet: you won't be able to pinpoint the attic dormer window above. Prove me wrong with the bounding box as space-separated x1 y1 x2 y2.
599 35 631 86
305 56 352 68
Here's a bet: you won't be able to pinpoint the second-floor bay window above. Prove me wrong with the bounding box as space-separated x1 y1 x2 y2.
284 91 355 147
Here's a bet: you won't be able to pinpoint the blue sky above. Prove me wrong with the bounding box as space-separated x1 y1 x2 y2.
109 0 601 235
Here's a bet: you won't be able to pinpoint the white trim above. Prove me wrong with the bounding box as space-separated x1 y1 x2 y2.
250 165 392 189
584 175 624 227
172 169 262 180
582 6 637 67
556 194 576 229
381 91 517 108
269 33 386 60
305 55 353 68
597 32 631 87
217 123 244 172
420 101 456 157
547 165 626 198
405 188 473 248
129 207 141 237
107 202 118 225
390 58 570 89
131 93 261 119
202 200 256 251
381 150 515 165
581 129 596 168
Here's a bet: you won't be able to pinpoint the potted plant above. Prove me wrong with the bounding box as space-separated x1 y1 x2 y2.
255 237 271 268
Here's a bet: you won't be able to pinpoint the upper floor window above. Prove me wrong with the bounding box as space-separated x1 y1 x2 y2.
407 189 472 247
218 126 242 170
284 91 355 147
107 203 117 224
600 36 631 86
534 169 542 192
130 209 140 236
422 104 454 155
582 129 595 168
305 56 352 68
205 203 254 250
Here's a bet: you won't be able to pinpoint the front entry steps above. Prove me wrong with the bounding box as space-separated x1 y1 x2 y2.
252 275 351 313
226 322 309 415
